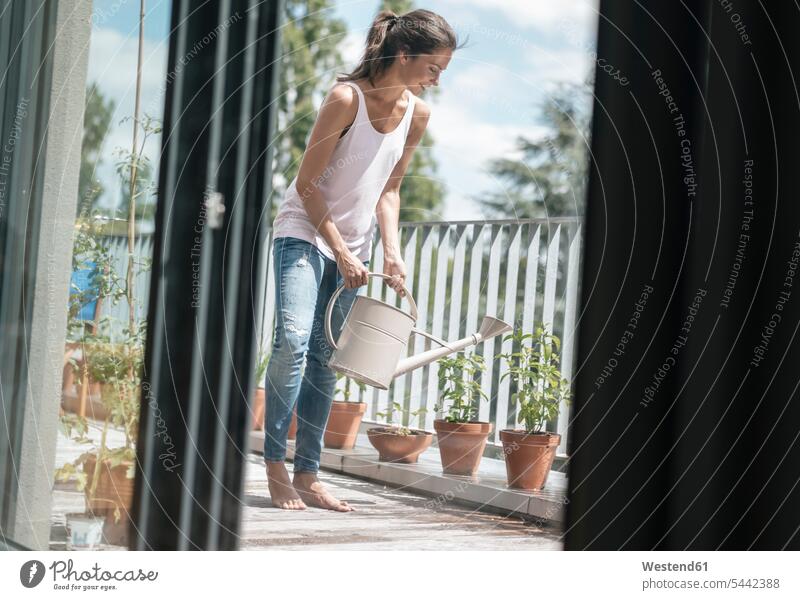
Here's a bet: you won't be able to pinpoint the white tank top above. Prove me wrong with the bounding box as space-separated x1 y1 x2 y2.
272 80 417 261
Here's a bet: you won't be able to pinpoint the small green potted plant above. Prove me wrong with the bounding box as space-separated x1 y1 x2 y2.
367 402 431 463
496 324 571 490
323 372 367 450
433 351 491 475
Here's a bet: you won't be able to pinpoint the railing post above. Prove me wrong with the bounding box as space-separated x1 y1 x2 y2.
497 224 521 438
557 222 583 454
480 225 502 433
409 225 433 428
425 225 451 431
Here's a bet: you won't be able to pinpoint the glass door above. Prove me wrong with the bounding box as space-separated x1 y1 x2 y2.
131 0 283 550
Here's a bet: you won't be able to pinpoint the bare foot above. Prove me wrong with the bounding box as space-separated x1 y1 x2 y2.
266 461 307 510
292 471 355 512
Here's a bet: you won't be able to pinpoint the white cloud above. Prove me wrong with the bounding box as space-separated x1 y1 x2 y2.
87 26 168 211
426 64 550 219
88 27 168 118
339 29 365 70
442 62 549 121
432 116 548 219
526 46 593 86
441 0 597 32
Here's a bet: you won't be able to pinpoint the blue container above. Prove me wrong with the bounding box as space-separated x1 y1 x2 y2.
70 261 99 321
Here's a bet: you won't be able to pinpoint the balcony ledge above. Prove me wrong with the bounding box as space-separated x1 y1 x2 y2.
249 430 568 525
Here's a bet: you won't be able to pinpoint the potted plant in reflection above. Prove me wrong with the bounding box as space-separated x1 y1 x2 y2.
433 351 491 476
62 225 118 421
367 402 431 463
496 324 571 490
55 336 143 543
55 111 157 544
57 219 149 539
57 7 156 546
323 372 367 450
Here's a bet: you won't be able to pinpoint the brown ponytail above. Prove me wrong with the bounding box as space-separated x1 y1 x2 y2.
337 9 464 86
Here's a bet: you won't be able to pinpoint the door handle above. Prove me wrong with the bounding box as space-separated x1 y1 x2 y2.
204 191 225 229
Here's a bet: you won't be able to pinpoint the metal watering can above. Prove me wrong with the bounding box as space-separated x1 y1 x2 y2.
324 273 512 390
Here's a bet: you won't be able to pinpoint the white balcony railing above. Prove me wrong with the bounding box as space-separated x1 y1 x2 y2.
75 233 154 340
258 218 584 456
92 218 584 456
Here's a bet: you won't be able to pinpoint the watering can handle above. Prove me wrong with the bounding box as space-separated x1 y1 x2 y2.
324 272 417 350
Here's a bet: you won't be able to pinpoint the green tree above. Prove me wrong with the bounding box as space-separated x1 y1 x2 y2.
114 114 159 224
397 135 445 222
477 80 593 218
380 0 444 222
273 0 347 219
78 82 115 218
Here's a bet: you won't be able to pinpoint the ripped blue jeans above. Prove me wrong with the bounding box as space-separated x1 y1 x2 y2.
263 236 367 473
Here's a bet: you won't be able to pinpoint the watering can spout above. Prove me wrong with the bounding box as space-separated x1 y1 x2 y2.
394 316 513 378
477 315 514 340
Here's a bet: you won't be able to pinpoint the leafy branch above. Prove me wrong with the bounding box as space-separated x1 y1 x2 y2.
434 352 488 423
496 324 571 434
334 371 366 402
376 401 427 436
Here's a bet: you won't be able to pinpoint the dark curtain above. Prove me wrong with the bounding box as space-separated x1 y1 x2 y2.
566 1 800 549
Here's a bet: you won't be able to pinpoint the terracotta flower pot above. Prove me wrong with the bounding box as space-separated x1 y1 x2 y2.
83 455 135 546
260 390 298 438
433 419 493 475
500 430 561 490
367 427 433 463
83 455 135 515
324 401 366 449
252 387 266 431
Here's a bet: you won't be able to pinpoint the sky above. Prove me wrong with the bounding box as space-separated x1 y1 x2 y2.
86 0 171 219
87 0 598 220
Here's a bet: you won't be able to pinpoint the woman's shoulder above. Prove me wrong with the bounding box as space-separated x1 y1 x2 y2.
324 81 360 112
329 79 361 102
411 94 431 118
409 94 431 135
320 81 360 124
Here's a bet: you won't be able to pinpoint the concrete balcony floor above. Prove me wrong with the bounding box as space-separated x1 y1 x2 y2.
241 455 561 550
50 422 562 550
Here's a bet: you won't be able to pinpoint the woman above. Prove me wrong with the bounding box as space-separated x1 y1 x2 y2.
264 9 460 511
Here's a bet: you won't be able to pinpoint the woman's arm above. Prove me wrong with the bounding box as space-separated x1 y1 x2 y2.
294 84 369 289
375 99 432 297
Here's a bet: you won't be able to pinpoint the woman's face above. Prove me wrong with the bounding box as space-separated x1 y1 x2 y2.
403 48 452 95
